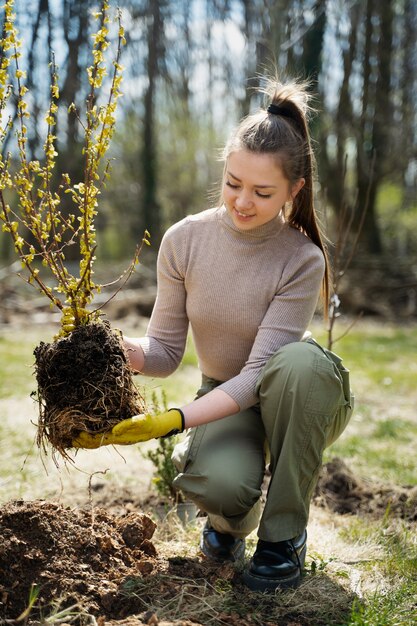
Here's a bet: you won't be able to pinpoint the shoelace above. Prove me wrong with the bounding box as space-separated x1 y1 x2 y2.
289 538 302 570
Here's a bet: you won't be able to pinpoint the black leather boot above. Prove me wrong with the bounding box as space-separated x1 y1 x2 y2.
200 521 246 562
243 530 307 591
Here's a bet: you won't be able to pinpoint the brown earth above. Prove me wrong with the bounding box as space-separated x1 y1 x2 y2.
0 499 250 626
314 457 417 522
0 458 415 625
0 500 159 622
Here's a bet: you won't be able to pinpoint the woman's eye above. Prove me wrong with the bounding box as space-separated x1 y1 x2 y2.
225 181 272 198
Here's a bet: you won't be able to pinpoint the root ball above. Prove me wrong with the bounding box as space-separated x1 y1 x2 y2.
34 321 144 459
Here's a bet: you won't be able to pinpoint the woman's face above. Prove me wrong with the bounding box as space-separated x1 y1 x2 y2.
223 149 304 231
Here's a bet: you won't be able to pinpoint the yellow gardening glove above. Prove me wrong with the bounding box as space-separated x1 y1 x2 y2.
72 408 185 449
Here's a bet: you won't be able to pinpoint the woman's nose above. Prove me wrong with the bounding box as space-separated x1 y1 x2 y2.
236 190 253 208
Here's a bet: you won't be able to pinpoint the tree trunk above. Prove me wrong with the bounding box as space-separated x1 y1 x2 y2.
400 0 417 209
356 0 393 254
141 0 164 244
239 0 257 116
321 1 360 215
301 0 326 87
61 0 89 155
355 0 383 254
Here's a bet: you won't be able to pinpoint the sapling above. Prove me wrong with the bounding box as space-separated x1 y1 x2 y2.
0 0 146 461
143 391 184 505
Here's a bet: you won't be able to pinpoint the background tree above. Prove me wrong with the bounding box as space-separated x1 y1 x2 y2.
1 0 416 317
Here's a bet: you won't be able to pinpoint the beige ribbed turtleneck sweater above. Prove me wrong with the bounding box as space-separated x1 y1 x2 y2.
138 205 325 410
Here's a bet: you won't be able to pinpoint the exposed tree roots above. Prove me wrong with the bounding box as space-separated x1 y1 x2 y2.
34 321 144 461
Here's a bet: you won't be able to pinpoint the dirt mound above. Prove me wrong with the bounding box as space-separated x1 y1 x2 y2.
0 500 158 622
314 457 417 521
0 499 241 626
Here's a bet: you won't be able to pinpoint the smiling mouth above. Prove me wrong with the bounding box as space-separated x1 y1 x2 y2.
235 209 254 218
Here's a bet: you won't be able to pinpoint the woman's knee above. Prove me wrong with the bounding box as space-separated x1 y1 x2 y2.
259 341 319 391
174 464 262 518
206 471 262 517
257 340 345 418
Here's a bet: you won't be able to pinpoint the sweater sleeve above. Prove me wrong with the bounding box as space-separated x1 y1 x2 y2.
217 242 325 410
138 224 189 377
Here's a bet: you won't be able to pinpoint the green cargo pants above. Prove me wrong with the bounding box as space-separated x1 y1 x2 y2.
172 339 354 542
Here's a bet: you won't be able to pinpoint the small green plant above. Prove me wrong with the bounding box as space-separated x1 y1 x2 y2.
308 551 334 575
14 583 40 623
144 390 183 504
146 433 182 503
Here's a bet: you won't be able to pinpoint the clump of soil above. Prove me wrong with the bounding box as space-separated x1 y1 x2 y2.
0 500 158 622
314 457 417 521
34 321 144 460
0 500 228 626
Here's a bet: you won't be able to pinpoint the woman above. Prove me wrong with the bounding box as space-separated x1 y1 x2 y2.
75 78 354 592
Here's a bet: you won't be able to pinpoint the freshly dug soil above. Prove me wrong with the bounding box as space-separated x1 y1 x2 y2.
0 500 158 622
0 499 273 626
0 500 232 626
314 457 417 521
34 321 144 460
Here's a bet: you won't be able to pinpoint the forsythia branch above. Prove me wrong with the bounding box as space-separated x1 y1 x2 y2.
0 0 134 337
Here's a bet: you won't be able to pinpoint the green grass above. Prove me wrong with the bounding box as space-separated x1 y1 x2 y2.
325 431 417 485
0 329 43 398
372 418 415 441
312 319 417 485
313 320 417 395
339 516 417 626
347 586 417 626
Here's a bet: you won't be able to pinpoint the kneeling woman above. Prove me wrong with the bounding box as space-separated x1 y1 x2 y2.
75 77 354 592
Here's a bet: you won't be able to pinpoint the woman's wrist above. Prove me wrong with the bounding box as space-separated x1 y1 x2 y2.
180 388 240 429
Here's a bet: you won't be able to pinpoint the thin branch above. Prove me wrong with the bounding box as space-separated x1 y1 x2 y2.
90 244 142 315
340 151 376 277
326 149 375 350
331 311 364 348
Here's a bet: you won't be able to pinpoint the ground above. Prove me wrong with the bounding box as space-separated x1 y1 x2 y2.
0 311 416 625
1 411 415 626
1 458 415 625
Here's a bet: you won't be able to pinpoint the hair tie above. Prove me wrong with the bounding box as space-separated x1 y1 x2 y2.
267 103 292 118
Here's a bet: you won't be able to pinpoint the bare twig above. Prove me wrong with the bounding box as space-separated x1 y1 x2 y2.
326 152 375 350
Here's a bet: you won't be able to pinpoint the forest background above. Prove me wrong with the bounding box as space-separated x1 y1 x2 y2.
0 0 416 323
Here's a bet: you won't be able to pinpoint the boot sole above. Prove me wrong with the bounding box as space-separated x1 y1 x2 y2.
242 544 307 592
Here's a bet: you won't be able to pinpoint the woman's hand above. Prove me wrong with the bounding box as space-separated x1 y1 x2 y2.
72 409 185 449
123 336 146 372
